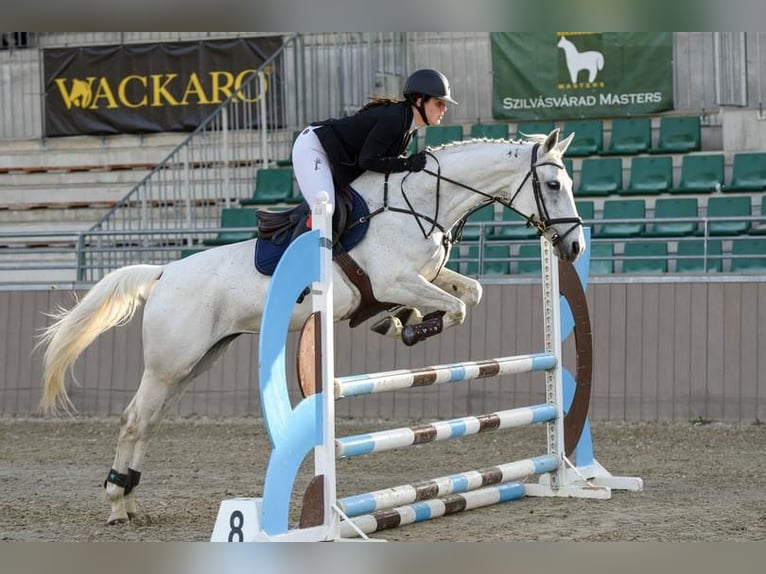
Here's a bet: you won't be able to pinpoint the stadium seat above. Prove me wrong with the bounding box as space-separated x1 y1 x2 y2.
730 238 766 272
602 118 652 155
464 245 480 276
460 204 496 241
644 197 699 237
240 168 295 205
470 123 509 140
203 207 258 246
670 154 724 194
180 246 207 258
276 129 302 167
595 199 646 238
705 195 752 236
575 200 595 225
622 156 673 196
563 158 574 178
488 208 537 241
650 115 701 154
589 242 614 274
516 243 542 275
749 196 766 236
561 119 603 157
483 244 511 275
622 241 668 274
404 131 418 155
515 121 555 138
724 152 766 193
675 239 722 273
577 158 623 197
445 245 462 272
424 125 463 148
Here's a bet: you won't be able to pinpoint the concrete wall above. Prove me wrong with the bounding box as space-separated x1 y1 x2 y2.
3 278 764 423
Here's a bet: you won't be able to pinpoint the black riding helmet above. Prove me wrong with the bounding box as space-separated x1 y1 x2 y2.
403 69 458 125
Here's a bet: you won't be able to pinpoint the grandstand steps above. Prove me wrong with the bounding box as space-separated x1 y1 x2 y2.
0 250 78 284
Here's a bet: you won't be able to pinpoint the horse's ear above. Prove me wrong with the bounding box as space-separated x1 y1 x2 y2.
542 128 561 153
556 131 574 156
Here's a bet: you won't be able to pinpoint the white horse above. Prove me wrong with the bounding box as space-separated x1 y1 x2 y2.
38 129 582 525
557 35 605 84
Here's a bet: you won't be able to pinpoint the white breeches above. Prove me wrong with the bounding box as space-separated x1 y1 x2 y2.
292 127 336 213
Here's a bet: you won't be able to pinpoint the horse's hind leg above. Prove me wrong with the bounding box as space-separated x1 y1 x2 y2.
104 369 180 525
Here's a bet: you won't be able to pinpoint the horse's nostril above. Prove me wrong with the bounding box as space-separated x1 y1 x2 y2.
572 241 580 256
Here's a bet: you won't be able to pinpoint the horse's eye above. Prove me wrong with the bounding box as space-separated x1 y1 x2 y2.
547 180 561 191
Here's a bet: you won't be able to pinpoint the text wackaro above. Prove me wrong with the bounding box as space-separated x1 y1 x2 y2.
52 70 267 110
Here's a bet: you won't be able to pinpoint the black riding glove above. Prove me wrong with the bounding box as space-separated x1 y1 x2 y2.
402 151 427 172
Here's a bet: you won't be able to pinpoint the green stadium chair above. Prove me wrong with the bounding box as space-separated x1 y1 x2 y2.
464 244 480 276
563 158 574 178
730 238 766 272
276 129 302 167
705 195 751 236
515 121 555 139
724 152 766 193
483 244 511 275
576 157 623 197
240 168 295 205
749 196 766 236
488 208 537 241
460 204 496 241
445 245 462 272
424 125 463 148
644 197 699 238
180 246 207 258
675 239 722 273
203 207 259 246
622 241 668 274
470 123 508 140
575 200 595 225
670 153 724 194
516 242 542 275
622 156 673 196
602 118 652 155
595 199 646 238
589 242 614 274
650 115 701 154
561 119 603 157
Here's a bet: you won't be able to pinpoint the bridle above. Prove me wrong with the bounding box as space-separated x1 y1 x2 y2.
356 142 582 247
424 143 582 246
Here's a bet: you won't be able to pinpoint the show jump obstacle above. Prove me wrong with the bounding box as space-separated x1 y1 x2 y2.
211 195 643 542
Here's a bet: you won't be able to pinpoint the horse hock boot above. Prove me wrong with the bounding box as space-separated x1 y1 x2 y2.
401 311 445 346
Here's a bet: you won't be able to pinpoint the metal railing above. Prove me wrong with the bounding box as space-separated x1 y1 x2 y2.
3 214 766 286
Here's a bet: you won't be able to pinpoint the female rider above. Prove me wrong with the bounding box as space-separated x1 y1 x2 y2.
291 68 458 213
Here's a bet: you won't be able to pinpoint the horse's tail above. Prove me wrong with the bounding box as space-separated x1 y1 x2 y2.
38 264 164 415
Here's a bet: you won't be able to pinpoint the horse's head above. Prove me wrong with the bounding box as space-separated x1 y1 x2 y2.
505 129 585 262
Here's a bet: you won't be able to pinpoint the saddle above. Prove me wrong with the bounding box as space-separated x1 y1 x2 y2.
256 186 355 248
254 186 398 328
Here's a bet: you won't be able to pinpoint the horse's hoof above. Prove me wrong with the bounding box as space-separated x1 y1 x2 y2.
401 325 422 346
393 306 422 326
370 316 402 337
107 515 129 526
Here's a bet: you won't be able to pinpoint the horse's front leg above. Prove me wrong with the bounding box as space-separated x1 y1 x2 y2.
377 273 470 346
369 267 482 339
430 266 483 311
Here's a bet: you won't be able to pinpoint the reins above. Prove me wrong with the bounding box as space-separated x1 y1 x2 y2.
355 142 583 247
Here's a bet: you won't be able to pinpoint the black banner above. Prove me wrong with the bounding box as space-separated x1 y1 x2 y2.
43 36 283 137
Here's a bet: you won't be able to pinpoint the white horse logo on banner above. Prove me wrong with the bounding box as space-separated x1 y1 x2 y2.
557 35 604 84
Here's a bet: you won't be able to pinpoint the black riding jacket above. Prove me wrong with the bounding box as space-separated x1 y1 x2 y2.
312 101 416 188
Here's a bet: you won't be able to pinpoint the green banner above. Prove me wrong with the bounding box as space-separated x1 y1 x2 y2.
491 33 673 120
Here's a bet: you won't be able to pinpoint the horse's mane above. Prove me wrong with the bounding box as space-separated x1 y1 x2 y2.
424 134 546 153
